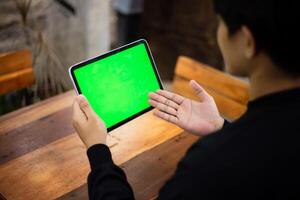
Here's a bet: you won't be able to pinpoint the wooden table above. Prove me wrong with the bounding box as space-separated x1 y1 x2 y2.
0 90 199 200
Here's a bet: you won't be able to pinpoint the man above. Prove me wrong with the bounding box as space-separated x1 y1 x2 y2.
72 0 300 199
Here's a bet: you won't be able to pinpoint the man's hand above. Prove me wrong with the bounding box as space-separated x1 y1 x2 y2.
149 80 224 136
72 95 107 148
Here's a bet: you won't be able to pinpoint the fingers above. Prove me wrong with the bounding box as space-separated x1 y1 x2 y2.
148 99 177 116
156 90 184 105
148 92 179 110
156 90 185 105
189 80 211 101
154 110 179 125
72 98 87 129
76 95 95 120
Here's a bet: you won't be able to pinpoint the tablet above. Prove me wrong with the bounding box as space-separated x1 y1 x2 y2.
69 39 163 132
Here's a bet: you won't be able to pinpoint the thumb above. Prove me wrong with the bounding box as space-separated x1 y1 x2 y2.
76 95 95 120
189 80 211 102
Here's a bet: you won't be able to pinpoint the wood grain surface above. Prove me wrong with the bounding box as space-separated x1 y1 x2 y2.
0 90 184 200
57 132 199 200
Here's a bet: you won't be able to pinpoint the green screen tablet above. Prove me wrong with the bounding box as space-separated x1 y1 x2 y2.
69 39 163 132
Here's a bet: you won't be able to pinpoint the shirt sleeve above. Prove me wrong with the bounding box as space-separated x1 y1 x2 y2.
87 144 135 200
223 120 230 128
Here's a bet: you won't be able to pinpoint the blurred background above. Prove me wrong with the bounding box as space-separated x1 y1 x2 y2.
0 0 223 115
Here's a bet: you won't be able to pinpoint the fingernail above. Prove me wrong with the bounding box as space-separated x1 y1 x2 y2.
75 95 80 102
77 95 86 102
190 80 196 86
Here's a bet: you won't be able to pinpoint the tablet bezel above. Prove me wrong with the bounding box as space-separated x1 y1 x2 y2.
69 39 164 132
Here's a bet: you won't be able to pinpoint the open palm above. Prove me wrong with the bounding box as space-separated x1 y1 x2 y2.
148 80 224 136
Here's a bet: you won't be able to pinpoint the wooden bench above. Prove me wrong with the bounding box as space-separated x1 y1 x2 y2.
173 56 250 121
0 49 35 95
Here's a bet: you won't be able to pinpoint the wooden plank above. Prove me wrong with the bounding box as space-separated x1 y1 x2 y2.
57 132 199 200
0 49 32 75
0 110 183 200
175 56 249 105
108 110 183 166
0 134 118 200
173 77 247 120
0 68 35 95
0 107 74 165
0 90 75 134
0 135 95 200
124 132 198 200
56 184 88 200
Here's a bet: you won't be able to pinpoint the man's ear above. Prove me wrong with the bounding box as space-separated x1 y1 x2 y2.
241 26 256 59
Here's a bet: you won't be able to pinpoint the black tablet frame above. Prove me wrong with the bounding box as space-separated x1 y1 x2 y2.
69 39 163 132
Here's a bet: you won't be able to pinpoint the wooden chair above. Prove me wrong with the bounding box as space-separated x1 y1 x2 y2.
173 56 250 121
0 49 35 95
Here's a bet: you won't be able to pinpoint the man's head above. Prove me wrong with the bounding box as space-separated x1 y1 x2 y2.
213 0 299 77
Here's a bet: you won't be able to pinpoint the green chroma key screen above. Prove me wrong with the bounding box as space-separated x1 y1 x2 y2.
70 40 162 131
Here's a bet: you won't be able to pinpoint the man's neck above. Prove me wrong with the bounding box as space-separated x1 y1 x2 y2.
249 58 300 100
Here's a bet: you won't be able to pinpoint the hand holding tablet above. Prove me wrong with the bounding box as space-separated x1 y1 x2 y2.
69 39 163 132
72 95 107 148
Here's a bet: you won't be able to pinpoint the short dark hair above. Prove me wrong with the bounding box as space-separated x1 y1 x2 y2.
213 0 300 76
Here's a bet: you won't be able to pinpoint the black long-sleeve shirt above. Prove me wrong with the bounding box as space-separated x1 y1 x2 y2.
87 88 300 199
